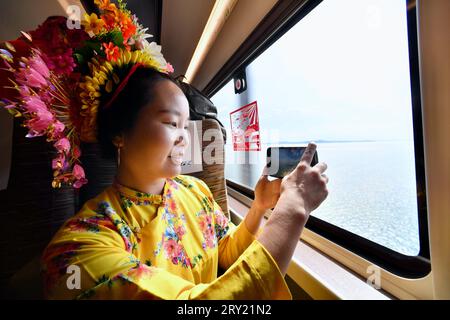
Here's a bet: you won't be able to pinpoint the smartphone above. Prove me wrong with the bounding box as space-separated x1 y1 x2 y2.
266 146 319 178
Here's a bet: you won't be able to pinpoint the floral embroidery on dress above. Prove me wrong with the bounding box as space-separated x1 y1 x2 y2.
200 196 213 213
152 180 205 268
114 182 165 211
76 273 131 300
167 178 180 190
196 194 230 245
173 176 194 189
42 242 82 293
119 193 164 210
97 201 137 253
124 256 155 280
196 209 217 249
76 257 156 300
214 209 230 241
127 263 155 279
65 215 113 233
154 208 194 268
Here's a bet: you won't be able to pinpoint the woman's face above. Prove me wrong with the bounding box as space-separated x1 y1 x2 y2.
119 80 190 179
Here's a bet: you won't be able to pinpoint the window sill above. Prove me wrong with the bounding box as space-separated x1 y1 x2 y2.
227 195 391 300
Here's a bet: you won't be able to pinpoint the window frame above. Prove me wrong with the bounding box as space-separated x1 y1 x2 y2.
207 0 430 278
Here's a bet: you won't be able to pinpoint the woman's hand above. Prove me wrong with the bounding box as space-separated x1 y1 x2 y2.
253 171 282 212
257 142 329 275
279 142 329 216
244 170 282 235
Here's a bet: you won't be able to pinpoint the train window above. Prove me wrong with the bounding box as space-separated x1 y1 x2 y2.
211 0 429 276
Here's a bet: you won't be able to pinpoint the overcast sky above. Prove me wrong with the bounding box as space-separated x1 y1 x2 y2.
212 0 414 144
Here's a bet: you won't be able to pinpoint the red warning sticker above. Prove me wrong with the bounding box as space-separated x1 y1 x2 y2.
229 100 261 151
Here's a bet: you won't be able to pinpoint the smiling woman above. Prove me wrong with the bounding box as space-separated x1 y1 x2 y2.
31 1 321 299
1 0 333 301
96 67 191 186
41 63 293 300
0 0 449 302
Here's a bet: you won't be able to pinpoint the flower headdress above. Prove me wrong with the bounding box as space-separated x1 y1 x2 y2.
0 0 173 189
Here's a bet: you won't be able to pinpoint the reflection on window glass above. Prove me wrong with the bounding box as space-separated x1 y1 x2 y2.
211 0 420 256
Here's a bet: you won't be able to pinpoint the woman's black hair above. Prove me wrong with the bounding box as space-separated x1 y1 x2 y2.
97 66 179 159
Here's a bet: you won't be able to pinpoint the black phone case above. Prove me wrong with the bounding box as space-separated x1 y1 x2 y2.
267 147 318 178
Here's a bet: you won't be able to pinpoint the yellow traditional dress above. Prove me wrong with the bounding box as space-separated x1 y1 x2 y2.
41 175 291 299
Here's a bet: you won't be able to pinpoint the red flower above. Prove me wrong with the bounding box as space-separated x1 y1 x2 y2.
72 145 81 158
103 42 120 62
46 50 76 75
168 199 177 212
121 22 136 43
101 13 117 30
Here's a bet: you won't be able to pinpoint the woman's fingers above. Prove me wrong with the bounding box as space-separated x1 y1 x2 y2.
298 142 317 167
271 177 282 189
314 162 328 174
262 165 269 176
321 173 329 184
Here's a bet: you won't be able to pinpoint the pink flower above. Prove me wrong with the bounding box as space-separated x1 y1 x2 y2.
29 52 50 78
52 121 65 136
15 51 51 88
52 154 66 169
72 164 85 180
198 219 207 231
72 164 88 188
175 225 186 239
205 215 212 226
204 227 215 248
47 50 76 75
17 66 48 88
73 178 88 189
18 86 31 98
23 96 47 114
166 62 174 73
26 109 54 135
215 211 228 228
22 96 54 135
128 264 153 279
206 227 214 239
164 239 181 260
54 137 70 153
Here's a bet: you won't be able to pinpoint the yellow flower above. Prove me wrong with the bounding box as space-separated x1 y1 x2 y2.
77 49 167 143
82 13 105 34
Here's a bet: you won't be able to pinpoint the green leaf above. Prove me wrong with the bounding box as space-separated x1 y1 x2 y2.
110 30 124 47
85 39 102 53
74 53 84 65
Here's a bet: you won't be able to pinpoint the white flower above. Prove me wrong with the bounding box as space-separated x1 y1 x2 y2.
142 40 167 68
132 15 154 44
